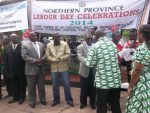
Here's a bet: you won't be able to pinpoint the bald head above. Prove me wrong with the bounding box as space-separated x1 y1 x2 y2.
29 31 37 42
2 35 10 46
52 32 61 38
94 29 105 42
3 35 9 40
52 32 61 46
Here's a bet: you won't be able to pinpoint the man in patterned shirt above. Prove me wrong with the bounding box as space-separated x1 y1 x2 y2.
86 30 122 113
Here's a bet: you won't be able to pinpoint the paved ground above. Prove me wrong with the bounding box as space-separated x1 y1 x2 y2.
0 85 127 113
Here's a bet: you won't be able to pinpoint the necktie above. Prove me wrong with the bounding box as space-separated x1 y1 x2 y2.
33 42 40 58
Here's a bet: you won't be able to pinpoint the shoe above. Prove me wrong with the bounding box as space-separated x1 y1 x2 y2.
107 104 111 111
30 104 36 108
18 100 24 105
51 101 60 106
8 99 18 104
4 95 11 98
40 101 47 105
91 104 96 110
80 104 87 109
67 101 74 107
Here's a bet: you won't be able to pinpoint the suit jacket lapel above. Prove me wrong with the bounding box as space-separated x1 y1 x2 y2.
15 44 20 51
82 42 88 57
29 41 39 58
10 45 14 53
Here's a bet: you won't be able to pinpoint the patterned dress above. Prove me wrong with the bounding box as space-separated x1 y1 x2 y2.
125 42 150 113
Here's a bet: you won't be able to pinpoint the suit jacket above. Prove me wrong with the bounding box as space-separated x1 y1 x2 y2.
46 41 70 72
21 40 46 75
77 41 91 78
4 44 25 78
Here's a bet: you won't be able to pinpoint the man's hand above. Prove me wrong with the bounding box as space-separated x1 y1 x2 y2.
52 58 59 62
58 57 63 61
34 59 42 65
127 87 133 97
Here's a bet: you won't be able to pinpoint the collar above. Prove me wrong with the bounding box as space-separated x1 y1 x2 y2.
54 43 60 46
31 41 38 44
85 42 92 47
12 43 18 46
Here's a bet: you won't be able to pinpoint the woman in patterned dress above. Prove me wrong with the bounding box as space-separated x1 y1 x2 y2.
125 24 150 113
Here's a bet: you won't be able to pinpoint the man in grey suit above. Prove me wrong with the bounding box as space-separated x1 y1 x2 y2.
21 31 46 108
77 33 96 109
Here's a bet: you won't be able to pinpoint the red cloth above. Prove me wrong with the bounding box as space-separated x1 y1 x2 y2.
23 29 30 38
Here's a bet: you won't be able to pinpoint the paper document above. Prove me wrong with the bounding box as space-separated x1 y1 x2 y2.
118 48 135 61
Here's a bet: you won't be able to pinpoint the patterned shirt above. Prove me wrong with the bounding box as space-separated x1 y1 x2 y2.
86 37 121 89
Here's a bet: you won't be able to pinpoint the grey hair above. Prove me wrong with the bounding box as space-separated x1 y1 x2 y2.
2 35 9 40
10 33 17 38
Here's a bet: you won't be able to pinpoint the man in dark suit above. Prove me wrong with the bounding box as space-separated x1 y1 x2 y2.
5 33 26 104
0 34 3 100
1 35 11 99
21 31 46 108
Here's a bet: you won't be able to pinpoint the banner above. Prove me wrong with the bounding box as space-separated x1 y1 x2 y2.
0 1 28 33
31 0 150 35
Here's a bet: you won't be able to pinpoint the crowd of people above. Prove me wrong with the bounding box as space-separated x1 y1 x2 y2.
0 24 149 113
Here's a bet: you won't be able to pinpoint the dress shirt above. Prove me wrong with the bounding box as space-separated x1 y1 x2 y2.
32 41 40 58
12 44 18 50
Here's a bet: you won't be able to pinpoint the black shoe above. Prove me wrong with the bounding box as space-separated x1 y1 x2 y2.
30 104 36 108
51 101 60 106
67 101 74 107
80 104 87 109
8 99 18 104
91 104 96 110
107 104 111 111
40 101 47 105
18 100 24 105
